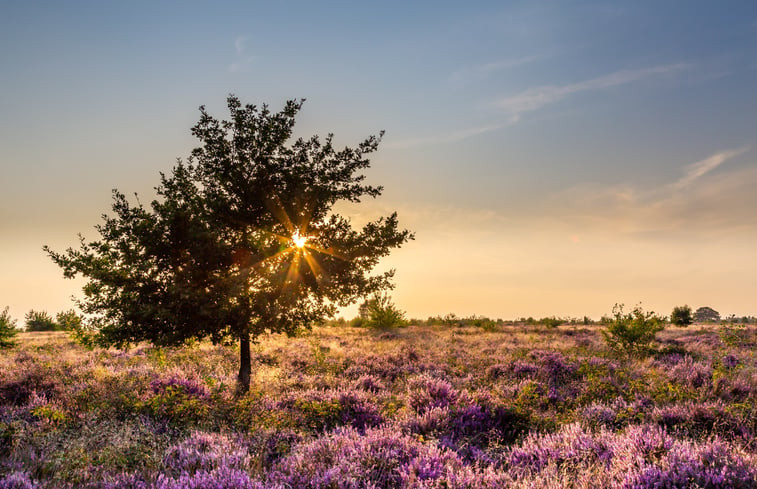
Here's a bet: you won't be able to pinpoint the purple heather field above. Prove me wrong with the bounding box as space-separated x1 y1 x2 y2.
1 321 756 488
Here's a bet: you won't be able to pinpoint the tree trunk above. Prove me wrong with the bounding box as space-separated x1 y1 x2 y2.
237 332 251 394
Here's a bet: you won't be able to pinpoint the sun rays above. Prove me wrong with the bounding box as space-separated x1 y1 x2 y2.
237 194 346 288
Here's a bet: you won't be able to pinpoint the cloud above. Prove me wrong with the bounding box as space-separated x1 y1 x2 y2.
547 147 755 236
383 123 503 150
229 36 256 73
449 54 545 85
496 63 689 122
234 36 245 54
668 146 750 190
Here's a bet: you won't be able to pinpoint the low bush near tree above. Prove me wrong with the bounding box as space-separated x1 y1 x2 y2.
24 310 58 331
671 305 693 327
602 303 664 358
358 293 406 329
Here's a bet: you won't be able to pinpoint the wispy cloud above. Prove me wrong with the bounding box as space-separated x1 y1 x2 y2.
548 146 754 236
229 36 256 73
668 146 750 190
496 63 689 122
384 123 503 150
449 54 545 85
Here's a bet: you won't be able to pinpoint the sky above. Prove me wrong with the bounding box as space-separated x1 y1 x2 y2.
2 0 757 323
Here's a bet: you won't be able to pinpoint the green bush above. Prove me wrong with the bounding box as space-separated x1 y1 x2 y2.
358 293 406 329
670 305 693 327
602 303 664 358
0 307 18 348
56 309 83 331
539 316 563 328
25 310 59 331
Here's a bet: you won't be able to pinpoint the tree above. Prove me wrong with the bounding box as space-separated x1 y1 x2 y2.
694 306 720 323
0 307 18 348
25 310 58 331
55 309 83 331
358 292 406 329
602 303 664 358
45 96 413 392
670 305 693 327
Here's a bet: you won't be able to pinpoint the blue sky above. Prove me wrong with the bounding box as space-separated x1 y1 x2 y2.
2 1 757 321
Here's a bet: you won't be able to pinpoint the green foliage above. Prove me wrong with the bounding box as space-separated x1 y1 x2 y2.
142 387 210 427
358 293 406 329
694 306 720 323
670 305 693 327
0 306 18 348
25 310 58 331
601 303 665 358
719 322 751 348
427 313 498 330
30 405 68 426
539 316 563 328
55 309 82 331
45 96 413 391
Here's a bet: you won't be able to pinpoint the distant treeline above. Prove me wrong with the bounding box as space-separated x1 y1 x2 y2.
327 310 757 329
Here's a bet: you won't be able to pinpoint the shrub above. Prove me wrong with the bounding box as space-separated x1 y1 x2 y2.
24 310 58 331
539 316 563 328
55 309 83 331
274 388 383 433
0 307 18 348
670 305 693 327
142 376 211 426
358 293 406 329
601 303 664 358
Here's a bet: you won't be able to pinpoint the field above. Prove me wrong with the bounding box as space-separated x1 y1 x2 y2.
1 322 756 488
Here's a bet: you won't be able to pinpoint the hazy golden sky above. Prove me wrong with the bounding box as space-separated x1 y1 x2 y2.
2 2 757 322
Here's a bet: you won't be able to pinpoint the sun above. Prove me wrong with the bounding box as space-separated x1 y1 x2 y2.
292 231 308 249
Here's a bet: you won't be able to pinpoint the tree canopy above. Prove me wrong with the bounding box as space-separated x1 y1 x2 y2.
46 96 413 391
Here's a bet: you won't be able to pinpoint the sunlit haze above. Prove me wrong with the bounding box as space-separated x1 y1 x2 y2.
2 1 757 322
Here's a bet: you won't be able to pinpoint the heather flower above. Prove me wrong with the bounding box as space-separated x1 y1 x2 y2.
352 374 385 393
154 466 265 489
510 361 539 377
508 423 614 474
582 402 619 429
81 473 149 489
406 375 459 414
528 350 577 381
722 354 739 369
150 376 210 399
259 430 302 468
668 356 713 389
485 364 510 379
275 388 383 432
163 431 252 475
268 426 488 489
650 400 749 439
0 471 37 489
623 437 757 489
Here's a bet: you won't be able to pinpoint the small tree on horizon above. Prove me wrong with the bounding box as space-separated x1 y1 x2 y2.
45 96 413 393
25 310 59 332
694 306 721 323
358 292 406 329
670 305 693 327
0 307 18 348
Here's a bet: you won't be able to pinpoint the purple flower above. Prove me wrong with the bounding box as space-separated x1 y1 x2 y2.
150 376 209 399
0 472 37 489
